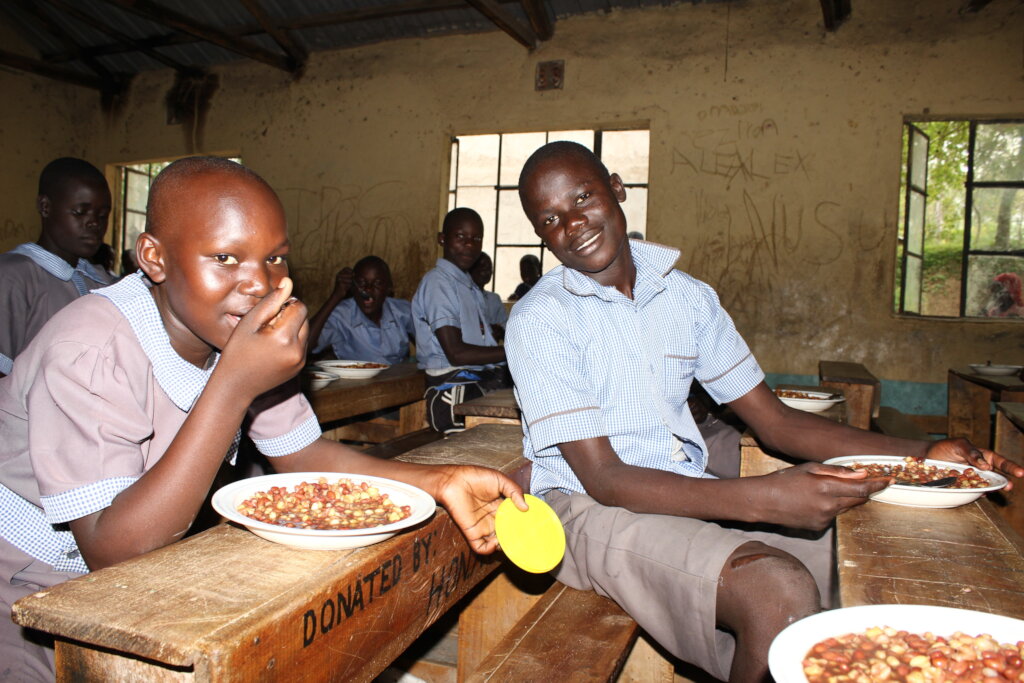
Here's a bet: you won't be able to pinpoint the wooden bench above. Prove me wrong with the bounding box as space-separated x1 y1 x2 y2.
454 388 521 428
993 402 1024 536
871 406 931 441
818 360 880 430
948 367 1024 449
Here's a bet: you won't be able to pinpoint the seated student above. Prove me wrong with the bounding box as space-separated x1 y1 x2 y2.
0 157 525 682
508 253 541 301
412 208 509 434
504 141 1023 682
0 157 114 377
469 251 507 342
308 256 414 365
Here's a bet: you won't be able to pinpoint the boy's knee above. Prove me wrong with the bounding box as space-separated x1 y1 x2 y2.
717 542 819 626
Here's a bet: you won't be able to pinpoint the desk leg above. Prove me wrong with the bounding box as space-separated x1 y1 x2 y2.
398 399 427 435
994 409 1024 538
947 371 993 447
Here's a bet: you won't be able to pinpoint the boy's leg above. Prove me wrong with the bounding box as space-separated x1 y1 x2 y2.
546 491 819 682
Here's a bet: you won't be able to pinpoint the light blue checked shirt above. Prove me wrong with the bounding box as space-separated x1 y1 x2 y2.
0 273 320 574
412 258 497 374
482 291 508 328
0 242 111 375
313 297 414 365
505 240 764 498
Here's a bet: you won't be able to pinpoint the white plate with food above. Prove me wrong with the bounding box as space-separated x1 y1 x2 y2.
823 455 1007 508
212 472 435 550
969 363 1023 377
314 360 390 379
303 367 339 391
775 389 845 413
769 604 1024 682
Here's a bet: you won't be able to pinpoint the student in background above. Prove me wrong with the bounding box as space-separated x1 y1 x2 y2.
308 256 414 365
505 141 1022 681
508 253 541 301
412 208 509 434
0 157 113 377
469 251 507 343
0 158 525 681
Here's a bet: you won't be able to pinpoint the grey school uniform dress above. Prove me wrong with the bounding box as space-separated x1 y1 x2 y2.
0 273 321 681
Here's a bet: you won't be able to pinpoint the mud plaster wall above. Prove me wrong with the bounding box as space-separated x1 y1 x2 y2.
0 0 1020 385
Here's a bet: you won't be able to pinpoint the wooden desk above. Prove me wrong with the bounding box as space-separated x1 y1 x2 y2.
453 388 521 428
836 497 1024 617
819 360 880 430
947 368 1024 448
309 362 427 439
994 402 1024 535
12 425 527 682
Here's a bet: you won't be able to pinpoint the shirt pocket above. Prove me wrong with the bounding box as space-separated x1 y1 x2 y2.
662 352 698 409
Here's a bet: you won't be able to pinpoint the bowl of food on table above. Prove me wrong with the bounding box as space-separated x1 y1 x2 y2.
969 362 1023 377
775 388 845 413
823 455 1007 508
303 367 339 391
314 360 390 379
769 603 1024 683
212 472 436 550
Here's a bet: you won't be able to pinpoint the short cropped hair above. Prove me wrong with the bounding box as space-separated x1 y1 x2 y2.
442 207 483 236
38 157 106 197
147 156 271 235
518 141 610 197
354 255 391 279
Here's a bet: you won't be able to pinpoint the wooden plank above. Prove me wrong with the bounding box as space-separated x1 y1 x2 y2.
363 428 444 459
396 424 525 475
465 583 639 683
454 389 520 421
947 369 996 447
993 403 1024 537
836 498 1024 617
309 362 426 426
618 634 676 683
819 361 879 430
872 406 930 441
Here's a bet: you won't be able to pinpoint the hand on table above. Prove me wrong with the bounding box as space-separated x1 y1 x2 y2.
924 437 1024 490
430 465 527 554
755 462 892 530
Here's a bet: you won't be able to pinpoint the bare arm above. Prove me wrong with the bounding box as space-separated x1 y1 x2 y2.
306 267 353 356
435 325 506 366
69 280 309 570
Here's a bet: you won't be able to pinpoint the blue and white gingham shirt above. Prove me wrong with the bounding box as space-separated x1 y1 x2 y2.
412 258 497 373
313 297 414 365
0 243 109 375
0 273 320 573
505 240 764 498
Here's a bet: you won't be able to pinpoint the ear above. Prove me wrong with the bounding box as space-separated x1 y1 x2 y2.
609 173 627 203
37 195 50 218
135 232 168 284
437 231 445 247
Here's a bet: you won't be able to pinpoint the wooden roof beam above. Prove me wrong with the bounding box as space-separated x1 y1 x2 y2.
98 0 294 72
0 47 105 90
519 0 552 41
819 0 851 31
465 0 538 48
962 0 994 11
237 0 306 72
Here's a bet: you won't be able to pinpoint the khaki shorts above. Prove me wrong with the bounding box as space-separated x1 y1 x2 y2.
546 491 833 680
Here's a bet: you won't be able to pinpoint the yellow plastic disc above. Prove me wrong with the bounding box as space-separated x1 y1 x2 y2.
495 494 566 574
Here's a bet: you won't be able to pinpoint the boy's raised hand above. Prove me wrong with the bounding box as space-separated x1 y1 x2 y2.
219 276 309 399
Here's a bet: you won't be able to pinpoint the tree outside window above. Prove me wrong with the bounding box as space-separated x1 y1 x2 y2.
895 120 1023 319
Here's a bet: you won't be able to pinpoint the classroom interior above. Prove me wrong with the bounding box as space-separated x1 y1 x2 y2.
1 0 1023 680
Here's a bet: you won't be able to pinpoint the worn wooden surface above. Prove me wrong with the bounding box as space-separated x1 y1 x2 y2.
994 402 1024 537
819 360 880 430
308 362 426 428
453 389 520 420
872 406 931 441
836 497 1024 617
465 583 640 683
14 425 529 682
948 368 1024 449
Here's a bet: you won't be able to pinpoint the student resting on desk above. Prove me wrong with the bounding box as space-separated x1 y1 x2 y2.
504 141 1024 683
0 157 114 377
412 208 510 434
469 251 507 343
0 157 526 682
308 255 414 365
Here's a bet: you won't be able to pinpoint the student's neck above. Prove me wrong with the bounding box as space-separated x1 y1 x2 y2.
588 247 637 299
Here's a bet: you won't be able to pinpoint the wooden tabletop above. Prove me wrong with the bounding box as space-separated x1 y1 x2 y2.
949 367 1024 393
308 362 426 424
12 425 528 682
453 388 520 420
837 497 1024 617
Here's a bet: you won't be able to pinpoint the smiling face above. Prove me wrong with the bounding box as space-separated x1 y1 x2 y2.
520 150 631 289
353 260 391 323
439 210 484 272
37 175 112 266
138 168 290 366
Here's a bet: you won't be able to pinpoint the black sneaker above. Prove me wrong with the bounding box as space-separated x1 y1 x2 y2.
425 382 484 434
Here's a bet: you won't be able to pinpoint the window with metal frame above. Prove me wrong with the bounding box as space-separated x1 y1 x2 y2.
449 129 650 300
895 119 1023 319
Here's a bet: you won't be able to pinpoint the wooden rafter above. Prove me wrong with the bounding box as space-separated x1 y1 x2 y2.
237 0 307 71
465 0 538 48
42 0 199 75
962 0 994 11
519 0 552 41
9 0 118 88
97 0 294 72
819 0 851 31
0 47 105 90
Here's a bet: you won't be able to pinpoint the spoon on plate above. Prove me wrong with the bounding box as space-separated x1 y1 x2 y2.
914 476 958 488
